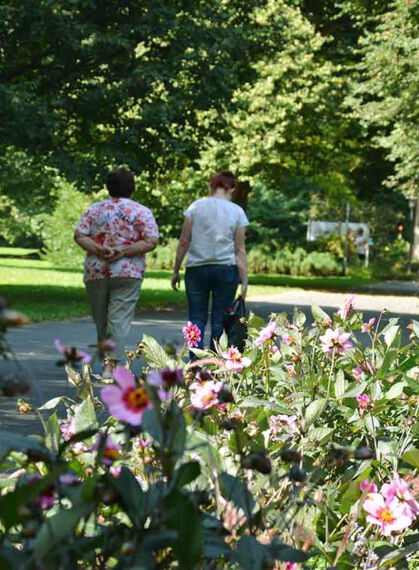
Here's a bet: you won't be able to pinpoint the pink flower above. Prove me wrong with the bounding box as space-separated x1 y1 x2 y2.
182 322 201 347
281 334 295 345
110 465 122 478
361 318 376 333
285 363 296 376
28 475 56 509
319 328 353 354
338 294 356 319
101 366 151 426
269 345 279 354
147 368 184 388
190 380 223 410
381 474 419 518
60 419 76 441
93 434 122 466
98 338 117 352
59 473 80 486
356 393 372 410
285 564 298 570
135 437 153 451
269 414 298 439
352 365 364 381
222 347 251 371
54 339 91 365
352 361 375 380
323 315 332 327
255 321 277 345
360 479 378 495
363 493 413 535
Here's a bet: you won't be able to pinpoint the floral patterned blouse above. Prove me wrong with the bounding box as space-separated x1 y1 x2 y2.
76 198 159 282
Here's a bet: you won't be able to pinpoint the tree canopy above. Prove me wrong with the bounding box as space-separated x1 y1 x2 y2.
0 0 417 245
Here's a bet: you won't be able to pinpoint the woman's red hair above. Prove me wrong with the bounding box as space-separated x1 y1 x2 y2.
209 170 236 193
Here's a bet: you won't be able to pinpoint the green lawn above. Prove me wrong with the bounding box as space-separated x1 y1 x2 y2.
0 246 40 258
0 257 378 323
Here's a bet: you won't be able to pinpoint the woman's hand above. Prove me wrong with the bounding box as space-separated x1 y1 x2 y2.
171 271 181 291
240 282 248 300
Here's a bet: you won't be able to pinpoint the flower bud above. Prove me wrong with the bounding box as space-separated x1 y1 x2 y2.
121 540 136 555
288 464 307 483
217 388 234 404
241 451 272 475
220 418 239 431
280 447 301 463
354 446 374 460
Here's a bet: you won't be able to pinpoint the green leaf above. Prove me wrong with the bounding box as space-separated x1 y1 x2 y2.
167 401 186 461
267 540 313 562
33 502 94 560
236 535 266 570
0 432 49 463
384 381 405 400
311 305 331 323
371 541 419 568
240 397 293 414
73 396 97 432
341 381 368 399
247 313 266 331
302 398 327 431
293 308 306 328
412 320 419 339
402 448 419 469
219 472 255 521
110 466 145 525
173 461 200 488
141 333 174 369
45 411 60 453
38 396 67 410
141 408 163 445
164 490 202 567
0 469 64 530
307 426 334 444
334 370 346 399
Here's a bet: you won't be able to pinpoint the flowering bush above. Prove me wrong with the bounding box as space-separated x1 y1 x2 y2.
0 297 418 569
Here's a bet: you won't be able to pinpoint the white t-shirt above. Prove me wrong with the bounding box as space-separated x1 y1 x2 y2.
184 197 249 267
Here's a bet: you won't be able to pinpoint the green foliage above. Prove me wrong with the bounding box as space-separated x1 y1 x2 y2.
0 147 58 246
1 297 418 568
41 180 105 266
246 180 311 246
247 244 341 276
350 0 419 194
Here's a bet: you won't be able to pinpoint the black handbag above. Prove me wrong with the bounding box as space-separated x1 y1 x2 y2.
223 297 248 352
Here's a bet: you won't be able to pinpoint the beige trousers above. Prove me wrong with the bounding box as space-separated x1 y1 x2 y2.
85 277 142 362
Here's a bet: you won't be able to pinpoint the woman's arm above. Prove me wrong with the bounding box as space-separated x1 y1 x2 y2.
74 230 113 258
171 217 193 290
234 226 248 299
109 236 159 260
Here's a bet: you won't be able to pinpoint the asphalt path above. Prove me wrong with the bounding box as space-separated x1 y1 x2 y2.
1 290 418 435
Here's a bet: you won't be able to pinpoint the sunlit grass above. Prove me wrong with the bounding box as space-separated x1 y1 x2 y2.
0 257 378 322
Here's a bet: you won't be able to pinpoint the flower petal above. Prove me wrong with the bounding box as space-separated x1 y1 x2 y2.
113 366 136 390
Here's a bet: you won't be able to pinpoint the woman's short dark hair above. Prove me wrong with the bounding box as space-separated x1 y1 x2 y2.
209 170 236 193
106 168 135 198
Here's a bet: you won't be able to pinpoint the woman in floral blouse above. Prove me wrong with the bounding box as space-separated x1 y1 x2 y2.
74 168 159 370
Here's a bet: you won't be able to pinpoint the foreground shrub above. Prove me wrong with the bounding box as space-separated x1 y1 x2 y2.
0 296 418 569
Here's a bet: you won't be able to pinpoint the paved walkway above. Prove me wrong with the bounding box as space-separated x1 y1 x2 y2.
1 289 418 435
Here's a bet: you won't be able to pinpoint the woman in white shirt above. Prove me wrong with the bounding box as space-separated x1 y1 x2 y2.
171 171 249 350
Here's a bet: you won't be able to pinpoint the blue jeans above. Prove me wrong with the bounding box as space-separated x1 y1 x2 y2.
185 264 239 351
